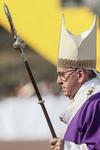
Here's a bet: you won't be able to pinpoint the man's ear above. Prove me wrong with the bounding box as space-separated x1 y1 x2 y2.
77 69 85 83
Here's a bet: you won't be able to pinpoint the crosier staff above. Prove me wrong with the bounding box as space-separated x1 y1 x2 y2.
4 4 57 138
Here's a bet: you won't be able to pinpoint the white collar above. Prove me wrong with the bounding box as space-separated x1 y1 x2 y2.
60 78 100 125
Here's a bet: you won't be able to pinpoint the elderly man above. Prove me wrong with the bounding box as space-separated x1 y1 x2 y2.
50 16 100 149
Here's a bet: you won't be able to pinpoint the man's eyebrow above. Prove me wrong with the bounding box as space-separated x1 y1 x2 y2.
57 71 63 74
57 71 60 74
57 71 65 74
57 69 77 74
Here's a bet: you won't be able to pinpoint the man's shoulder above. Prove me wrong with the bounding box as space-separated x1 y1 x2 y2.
88 92 100 105
77 92 100 124
83 92 100 109
90 92 100 98
80 92 100 117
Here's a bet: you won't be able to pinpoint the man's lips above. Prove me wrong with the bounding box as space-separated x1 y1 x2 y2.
62 87 65 91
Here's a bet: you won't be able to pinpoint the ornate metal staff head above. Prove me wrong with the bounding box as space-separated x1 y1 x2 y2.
4 4 25 51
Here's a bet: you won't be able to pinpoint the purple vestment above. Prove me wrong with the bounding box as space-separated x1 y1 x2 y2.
64 92 100 150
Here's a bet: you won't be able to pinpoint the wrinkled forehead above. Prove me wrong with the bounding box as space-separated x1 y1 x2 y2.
57 67 75 72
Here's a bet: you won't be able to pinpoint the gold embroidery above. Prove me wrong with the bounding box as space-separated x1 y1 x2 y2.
57 59 96 69
87 87 94 96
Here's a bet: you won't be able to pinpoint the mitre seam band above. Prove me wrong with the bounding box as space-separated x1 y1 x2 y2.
57 59 96 68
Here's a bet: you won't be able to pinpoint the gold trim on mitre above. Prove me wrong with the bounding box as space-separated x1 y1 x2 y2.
57 58 96 69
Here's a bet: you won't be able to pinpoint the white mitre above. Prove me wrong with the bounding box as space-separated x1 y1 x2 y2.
57 16 97 69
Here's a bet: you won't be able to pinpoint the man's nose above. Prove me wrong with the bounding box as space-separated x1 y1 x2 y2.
57 76 63 84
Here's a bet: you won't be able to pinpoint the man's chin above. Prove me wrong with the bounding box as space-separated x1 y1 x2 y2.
63 92 70 97
63 92 73 100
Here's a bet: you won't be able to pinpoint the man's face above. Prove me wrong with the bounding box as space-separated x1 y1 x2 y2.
57 67 81 99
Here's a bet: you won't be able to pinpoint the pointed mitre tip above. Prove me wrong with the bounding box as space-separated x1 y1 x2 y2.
94 15 97 21
92 15 97 27
61 14 65 26
88 15 97 34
